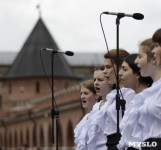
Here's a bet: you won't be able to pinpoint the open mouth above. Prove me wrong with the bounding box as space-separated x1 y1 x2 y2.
138 67 141 73
82 100 87 104
137 65 141 73
95 87 100 93
120 78 124 83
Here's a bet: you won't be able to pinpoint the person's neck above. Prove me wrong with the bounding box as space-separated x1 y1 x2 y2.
102 88 113 102
135 83 148 94
151 67 161 82
102 96 107 102
87 107 93 113
84 106 93 114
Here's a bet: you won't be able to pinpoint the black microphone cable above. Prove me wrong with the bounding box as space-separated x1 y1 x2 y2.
40 50 59 149
99 12 124 99
40 50 58 111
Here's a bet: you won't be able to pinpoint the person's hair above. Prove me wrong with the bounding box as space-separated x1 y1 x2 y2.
139 38 155 61
81 79 96 94
104 49 129 67
94 65 105 71
152 28 161 45
124 54 153 87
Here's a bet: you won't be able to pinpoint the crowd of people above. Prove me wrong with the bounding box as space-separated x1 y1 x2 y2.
74 28 161 150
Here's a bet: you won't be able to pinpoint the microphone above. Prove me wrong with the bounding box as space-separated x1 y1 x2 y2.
103 11 144 20
40 48 74 56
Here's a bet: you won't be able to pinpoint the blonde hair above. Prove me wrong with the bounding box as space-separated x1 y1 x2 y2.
139 38 155 61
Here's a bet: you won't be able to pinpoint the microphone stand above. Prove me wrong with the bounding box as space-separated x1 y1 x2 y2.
115 13 126 147
51 52 59 150
106 14 126 150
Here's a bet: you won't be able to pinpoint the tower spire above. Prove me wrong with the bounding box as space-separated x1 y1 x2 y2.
36 4 41 18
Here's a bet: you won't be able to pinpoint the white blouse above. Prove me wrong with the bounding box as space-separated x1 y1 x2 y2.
87 100 109 150
74 102 101 150
104 88 135 136
137 78 161 141
118 78 161 150
118 92 145 150
86 88 135 150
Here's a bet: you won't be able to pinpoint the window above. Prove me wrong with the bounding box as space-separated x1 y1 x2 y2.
8 83 12 94
36 82 40 93
0 96 2 109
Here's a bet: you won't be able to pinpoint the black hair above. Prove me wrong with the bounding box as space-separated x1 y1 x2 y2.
124 54 153 87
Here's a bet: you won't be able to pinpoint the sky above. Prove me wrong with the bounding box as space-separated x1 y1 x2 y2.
0 0 161 54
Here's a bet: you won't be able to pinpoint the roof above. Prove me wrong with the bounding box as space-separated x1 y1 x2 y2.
5 18 75 79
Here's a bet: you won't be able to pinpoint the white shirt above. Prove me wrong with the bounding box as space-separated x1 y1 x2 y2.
74 101 101 150
118 92 145 150
118 78 161 150
87 100 108 150
137 78 161 141
74 113 89 150
86 88 135 150
104 88 135 136
74 102 100 150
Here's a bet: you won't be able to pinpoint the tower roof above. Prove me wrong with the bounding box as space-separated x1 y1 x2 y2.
5 18 75 79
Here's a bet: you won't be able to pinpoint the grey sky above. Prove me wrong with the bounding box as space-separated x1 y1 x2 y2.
0 0 161 54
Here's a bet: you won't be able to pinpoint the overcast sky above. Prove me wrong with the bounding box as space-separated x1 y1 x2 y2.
0 0 161 54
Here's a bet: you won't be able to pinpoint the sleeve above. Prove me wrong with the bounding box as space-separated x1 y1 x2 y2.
147 93 161 120
145 80 161 120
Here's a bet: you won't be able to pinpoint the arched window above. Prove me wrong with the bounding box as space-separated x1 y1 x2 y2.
9 132 12 147
5 130 7 147
14 130 18 147
0 132 2 146
48 121 63 147
57 121 63 147
36 82 40 93
33 124 37 147
20 130 23 146
0 95 2 109
8 82 12 94
66 120 74 147
48 123 52 147
26 128 29 146
40 125 44 147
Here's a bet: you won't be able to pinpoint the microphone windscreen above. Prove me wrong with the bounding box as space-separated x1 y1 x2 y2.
133 13 144 20
65 51 74 56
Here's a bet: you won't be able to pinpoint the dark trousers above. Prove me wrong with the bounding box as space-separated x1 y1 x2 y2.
106 133 121 150
141 138 161 150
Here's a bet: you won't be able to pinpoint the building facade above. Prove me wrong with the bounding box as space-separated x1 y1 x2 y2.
0 17 104 150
